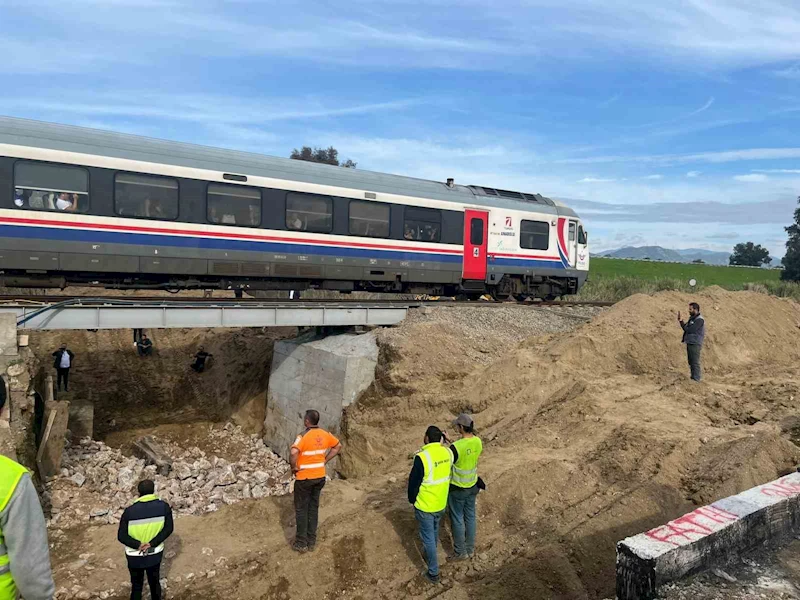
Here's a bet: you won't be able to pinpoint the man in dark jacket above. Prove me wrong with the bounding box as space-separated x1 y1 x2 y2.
678 302 705 382
52 344 74 392
190 347 213 372
117 480 174 600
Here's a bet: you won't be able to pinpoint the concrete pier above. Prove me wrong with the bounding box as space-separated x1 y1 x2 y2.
263 332 378 466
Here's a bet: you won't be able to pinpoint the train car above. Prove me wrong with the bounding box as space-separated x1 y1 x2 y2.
0 117 589 299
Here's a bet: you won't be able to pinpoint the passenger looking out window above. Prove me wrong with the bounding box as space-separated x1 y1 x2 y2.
286 193 332 233
114 173 178 220
13 161 89 213
403 206 442 242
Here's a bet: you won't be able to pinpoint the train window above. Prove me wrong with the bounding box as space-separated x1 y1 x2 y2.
207 183 261 227
114 173 178 220
13 161 89 213
470 218 484 245
403 206 441 242
569 222 576 242
578 225 587 245
349 200 390 238
286 193 332 233
520 220 549 250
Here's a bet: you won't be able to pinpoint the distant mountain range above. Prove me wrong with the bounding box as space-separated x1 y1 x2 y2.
597 246 735 265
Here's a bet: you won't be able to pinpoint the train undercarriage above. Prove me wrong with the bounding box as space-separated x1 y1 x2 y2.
0 271 580 301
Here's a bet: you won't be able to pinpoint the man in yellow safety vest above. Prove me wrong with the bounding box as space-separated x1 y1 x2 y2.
0 454 55 600
407 425 453 584
446 413 483 560
117 480 174 600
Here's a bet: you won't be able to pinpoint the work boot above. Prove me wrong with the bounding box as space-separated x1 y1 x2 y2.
307 542 316 553
292 541 307 553
422 571 440 585
449 553 468 562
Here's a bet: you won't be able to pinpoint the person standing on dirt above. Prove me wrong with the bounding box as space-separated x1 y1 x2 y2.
0 454 56 600
408 425 453 584
290 409 342 553
444 414 483 561
117 479 174 600
52 343 74 392
190 347 213 372
678 302 705 382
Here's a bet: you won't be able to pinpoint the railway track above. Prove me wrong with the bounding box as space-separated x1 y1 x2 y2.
0 295 614 308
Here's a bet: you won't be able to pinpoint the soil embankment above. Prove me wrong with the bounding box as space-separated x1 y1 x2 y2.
40 289 800 599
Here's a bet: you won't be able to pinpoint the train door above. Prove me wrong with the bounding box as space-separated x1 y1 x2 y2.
462 209 488 280
567 220 578 267
576 222 589 270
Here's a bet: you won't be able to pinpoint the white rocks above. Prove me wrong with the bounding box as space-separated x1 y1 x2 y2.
174 462 193 480
45 423 291 532
117 467 138 491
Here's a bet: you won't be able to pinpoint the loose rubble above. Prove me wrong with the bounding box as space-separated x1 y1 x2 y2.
44 424 291 534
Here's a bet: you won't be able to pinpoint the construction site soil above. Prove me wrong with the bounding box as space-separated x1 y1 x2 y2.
25 287 800 599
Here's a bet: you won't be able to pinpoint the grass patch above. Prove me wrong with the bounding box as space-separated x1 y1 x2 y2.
590 257 781 286
576 258 797 303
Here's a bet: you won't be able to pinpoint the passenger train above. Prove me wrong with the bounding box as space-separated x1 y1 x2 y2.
0 117 589 299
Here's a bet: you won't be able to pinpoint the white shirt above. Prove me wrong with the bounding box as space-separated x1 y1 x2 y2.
56 198 73 211
59 351 71 368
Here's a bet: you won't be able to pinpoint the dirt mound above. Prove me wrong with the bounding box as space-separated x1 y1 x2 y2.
44 292 800 599
340 290 800 598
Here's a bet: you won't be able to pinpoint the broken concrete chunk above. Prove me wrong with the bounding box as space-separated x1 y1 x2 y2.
216 465 237 486
132 436 173 476
69 473 86 487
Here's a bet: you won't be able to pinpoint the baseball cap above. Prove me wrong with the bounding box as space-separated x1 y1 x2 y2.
453 413 474 428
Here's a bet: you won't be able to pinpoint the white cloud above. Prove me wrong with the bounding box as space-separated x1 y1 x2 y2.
0 93 424 126
773 63 800 79
643 174 663 180
733 174 769 182
556 147 800 166
577 177 616 183
752 169 800 174
686 171 702 178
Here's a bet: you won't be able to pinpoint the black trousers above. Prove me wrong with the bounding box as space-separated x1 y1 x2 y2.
56 367 70 391
129 563 161 600
294 477 326 546
687 344 702 381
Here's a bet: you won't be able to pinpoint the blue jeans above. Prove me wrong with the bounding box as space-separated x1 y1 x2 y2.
448 485 478 556
415 508 445 577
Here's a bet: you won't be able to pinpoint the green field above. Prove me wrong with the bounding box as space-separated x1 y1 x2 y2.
590 257 781 286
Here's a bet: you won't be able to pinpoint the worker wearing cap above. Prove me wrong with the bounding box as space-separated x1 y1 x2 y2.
0 454 55 600
408 425 453 584
446 413 483 560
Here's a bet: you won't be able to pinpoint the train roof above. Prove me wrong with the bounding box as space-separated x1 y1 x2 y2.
0 116 578 218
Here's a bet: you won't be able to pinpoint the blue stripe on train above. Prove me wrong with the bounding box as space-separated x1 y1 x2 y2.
0 224 573 270
490 257 566 270
0 224 464 264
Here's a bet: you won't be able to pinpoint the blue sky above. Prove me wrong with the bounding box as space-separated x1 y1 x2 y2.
2 0 800 256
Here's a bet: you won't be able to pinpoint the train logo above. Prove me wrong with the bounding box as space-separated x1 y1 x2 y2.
504 216 512 228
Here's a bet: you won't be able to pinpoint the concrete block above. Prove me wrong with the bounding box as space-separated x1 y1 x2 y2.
0 315 17 357
617 472 800 600
264 332 378 463
132 436 173 475
36 401 70 479
68 400 94 441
